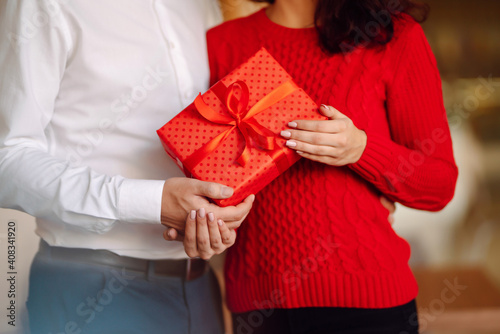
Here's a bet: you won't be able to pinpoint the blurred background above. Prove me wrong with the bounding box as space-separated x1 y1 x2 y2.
218 0 500 333
0 0 498 333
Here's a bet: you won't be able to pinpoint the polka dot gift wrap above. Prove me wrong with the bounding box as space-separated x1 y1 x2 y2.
157 48 326 206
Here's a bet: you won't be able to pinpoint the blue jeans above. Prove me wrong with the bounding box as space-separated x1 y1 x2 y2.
27 243 223 334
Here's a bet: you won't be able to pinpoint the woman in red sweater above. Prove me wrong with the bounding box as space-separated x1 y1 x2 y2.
204 0 458 333
164 0 458 333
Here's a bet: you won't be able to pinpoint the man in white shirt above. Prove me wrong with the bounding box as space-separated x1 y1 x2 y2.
0 1 253 333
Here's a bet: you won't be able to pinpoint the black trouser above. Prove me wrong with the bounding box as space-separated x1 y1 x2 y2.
233 300 419 334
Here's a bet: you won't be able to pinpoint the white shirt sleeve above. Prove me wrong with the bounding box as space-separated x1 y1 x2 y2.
0 0 164 234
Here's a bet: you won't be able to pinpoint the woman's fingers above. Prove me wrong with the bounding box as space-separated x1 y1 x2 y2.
183 210 198 258
283 104 367 166
182 208 238 260
380 196 396 214
281 129 341 146
286 119 347 135
318 104 338 118
286 139 340 157
218 219 235 246
196 208 213 260
207 212 224 253
380 196 396 225
286 105 346 132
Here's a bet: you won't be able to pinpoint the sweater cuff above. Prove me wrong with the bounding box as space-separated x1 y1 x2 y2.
118 179 165 224
349 134 396 182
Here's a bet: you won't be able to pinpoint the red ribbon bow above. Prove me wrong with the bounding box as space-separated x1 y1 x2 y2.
183 79 298 171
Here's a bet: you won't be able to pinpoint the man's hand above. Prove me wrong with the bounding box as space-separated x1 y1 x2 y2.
161 177 254 233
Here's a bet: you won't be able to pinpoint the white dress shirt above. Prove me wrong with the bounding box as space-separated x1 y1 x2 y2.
0 0 222 259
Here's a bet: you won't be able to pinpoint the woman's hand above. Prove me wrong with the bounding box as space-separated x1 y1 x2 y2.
163 208 237 260
281 104 367 166
380 196 396 225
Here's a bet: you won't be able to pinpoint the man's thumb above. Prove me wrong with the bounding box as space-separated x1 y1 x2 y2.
196 180 234 199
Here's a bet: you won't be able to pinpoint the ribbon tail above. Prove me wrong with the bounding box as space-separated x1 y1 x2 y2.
235 126 253 167
183 127 236 172
236 146 251 167
244 80 299 119
187 79 300 170
268 146 296 175
194 94 236 125
240 119 276 151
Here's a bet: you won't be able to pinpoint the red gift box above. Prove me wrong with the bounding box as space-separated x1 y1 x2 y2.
157 48 326 206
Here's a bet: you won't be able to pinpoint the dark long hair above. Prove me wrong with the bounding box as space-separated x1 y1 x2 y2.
252 0 429 54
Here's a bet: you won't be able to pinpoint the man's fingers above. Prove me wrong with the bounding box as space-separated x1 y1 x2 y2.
163 228 183 241
163 229 173 241
216 194 255 228
194 180 234 200
170 228 184 241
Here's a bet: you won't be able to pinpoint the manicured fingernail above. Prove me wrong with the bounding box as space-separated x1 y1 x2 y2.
280 130 291 138
250 194 255 202
321 104 329 110
286 140 297 148
217 219 223 227
221 186 234 198
296 151 304 154
198 208 206 218
168 229 175 238
190 210 196 220
288 121 298 128
208 212 215 222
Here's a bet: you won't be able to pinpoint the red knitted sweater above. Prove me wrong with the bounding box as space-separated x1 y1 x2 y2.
207 9 458 313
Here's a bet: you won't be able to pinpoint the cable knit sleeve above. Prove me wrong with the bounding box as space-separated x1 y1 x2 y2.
349 21 458 211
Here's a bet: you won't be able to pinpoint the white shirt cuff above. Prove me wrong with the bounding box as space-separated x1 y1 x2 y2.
118 179 165 224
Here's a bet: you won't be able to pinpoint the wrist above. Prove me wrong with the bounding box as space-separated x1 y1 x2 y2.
353 129 367 163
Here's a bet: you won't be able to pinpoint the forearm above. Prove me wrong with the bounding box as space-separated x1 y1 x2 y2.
349 131 458 211
0 145 164 233
348 23 458 211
